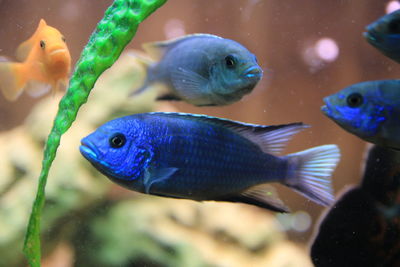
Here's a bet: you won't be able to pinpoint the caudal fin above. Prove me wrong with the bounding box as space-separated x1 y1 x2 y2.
127 51 154 96
0 62 25 101
285 144 340 206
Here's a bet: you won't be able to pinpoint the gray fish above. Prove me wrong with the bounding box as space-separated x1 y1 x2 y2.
364 10 400 63
80 112 341 212
321 80 400 149
130 34 263 106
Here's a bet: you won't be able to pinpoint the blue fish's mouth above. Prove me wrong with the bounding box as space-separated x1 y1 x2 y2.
321 97 336 120
80 139 99 162
244 66 263 79
363 27 383 44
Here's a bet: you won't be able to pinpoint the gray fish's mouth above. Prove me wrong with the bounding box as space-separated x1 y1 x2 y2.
244 66 263 79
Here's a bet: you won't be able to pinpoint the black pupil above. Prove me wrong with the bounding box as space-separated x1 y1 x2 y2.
110 133 126 148
40 40 45 49
388 19 400 34
225 55 235 68
347 92 363 108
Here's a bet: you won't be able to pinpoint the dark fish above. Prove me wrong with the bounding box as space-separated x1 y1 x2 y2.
364 9 400 63
130 34 263 106
321 80 400 150
80 112 340 212
311 145 400 267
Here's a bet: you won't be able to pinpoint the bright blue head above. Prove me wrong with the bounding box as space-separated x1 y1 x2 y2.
80 115 152 181
321 81 392 140
364 10 400 62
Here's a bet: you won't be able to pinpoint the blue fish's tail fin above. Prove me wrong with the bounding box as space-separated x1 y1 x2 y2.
284 144 340 206
0 62 26 101
127 51 155 97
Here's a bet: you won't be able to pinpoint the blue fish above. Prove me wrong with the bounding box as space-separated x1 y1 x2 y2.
130 34 263 106
321 80 400 150
364 9 400 63
80 112 340 212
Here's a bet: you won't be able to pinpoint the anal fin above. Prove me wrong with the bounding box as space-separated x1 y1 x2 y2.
217 184 290 212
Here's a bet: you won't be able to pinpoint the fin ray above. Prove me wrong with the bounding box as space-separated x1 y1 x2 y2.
148 112 309 155
285 144 341 206
170 67 209 100
217 184 289 212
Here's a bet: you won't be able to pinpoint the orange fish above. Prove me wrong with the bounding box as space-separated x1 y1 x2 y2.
0 19 71 101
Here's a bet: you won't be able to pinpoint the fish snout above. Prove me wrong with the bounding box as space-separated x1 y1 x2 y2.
321 97 335 118
80 138 100 161
363 30 382 44
244 65 263 79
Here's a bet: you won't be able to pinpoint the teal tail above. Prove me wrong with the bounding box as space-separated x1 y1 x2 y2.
127 51 154 96
284 144 340 206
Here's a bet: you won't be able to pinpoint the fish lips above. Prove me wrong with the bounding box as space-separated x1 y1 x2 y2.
244 66 263 80
79 139 99 162
321 97 336 120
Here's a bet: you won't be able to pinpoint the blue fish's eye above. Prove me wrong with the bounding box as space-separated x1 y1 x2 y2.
109 133 126 148
40 40 46 50
225 55 236 68
346 92 363 108
388 19 400 34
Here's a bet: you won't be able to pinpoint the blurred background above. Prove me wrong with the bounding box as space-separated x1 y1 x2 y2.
1 0 399 266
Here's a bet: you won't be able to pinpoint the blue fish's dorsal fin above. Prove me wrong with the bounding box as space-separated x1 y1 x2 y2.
142 33 222 60
150 112 309 155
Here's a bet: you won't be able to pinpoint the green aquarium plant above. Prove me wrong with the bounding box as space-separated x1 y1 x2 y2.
23 0 168 266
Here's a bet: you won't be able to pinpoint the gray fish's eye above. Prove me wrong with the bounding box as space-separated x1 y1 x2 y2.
388 18 400 34
109 133 126 148
225 55 236 68
40 40 46 50
346 92 363 108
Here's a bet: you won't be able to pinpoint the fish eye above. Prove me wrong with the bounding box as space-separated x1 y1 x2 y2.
388 19 400 34
346 92 363 108
225 55 236 68
109 133 126 148
254 55 258 64
40 40 46 49
61 36 66 42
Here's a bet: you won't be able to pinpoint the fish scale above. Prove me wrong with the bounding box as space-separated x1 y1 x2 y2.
127 114 286 199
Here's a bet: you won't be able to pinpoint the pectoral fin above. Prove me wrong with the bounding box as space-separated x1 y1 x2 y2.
171 67 208 100
25 80 52 97
143 167 178 194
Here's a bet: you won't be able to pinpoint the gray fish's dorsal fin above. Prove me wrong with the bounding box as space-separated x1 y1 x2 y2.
150 112 309 155
142 33 222 60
